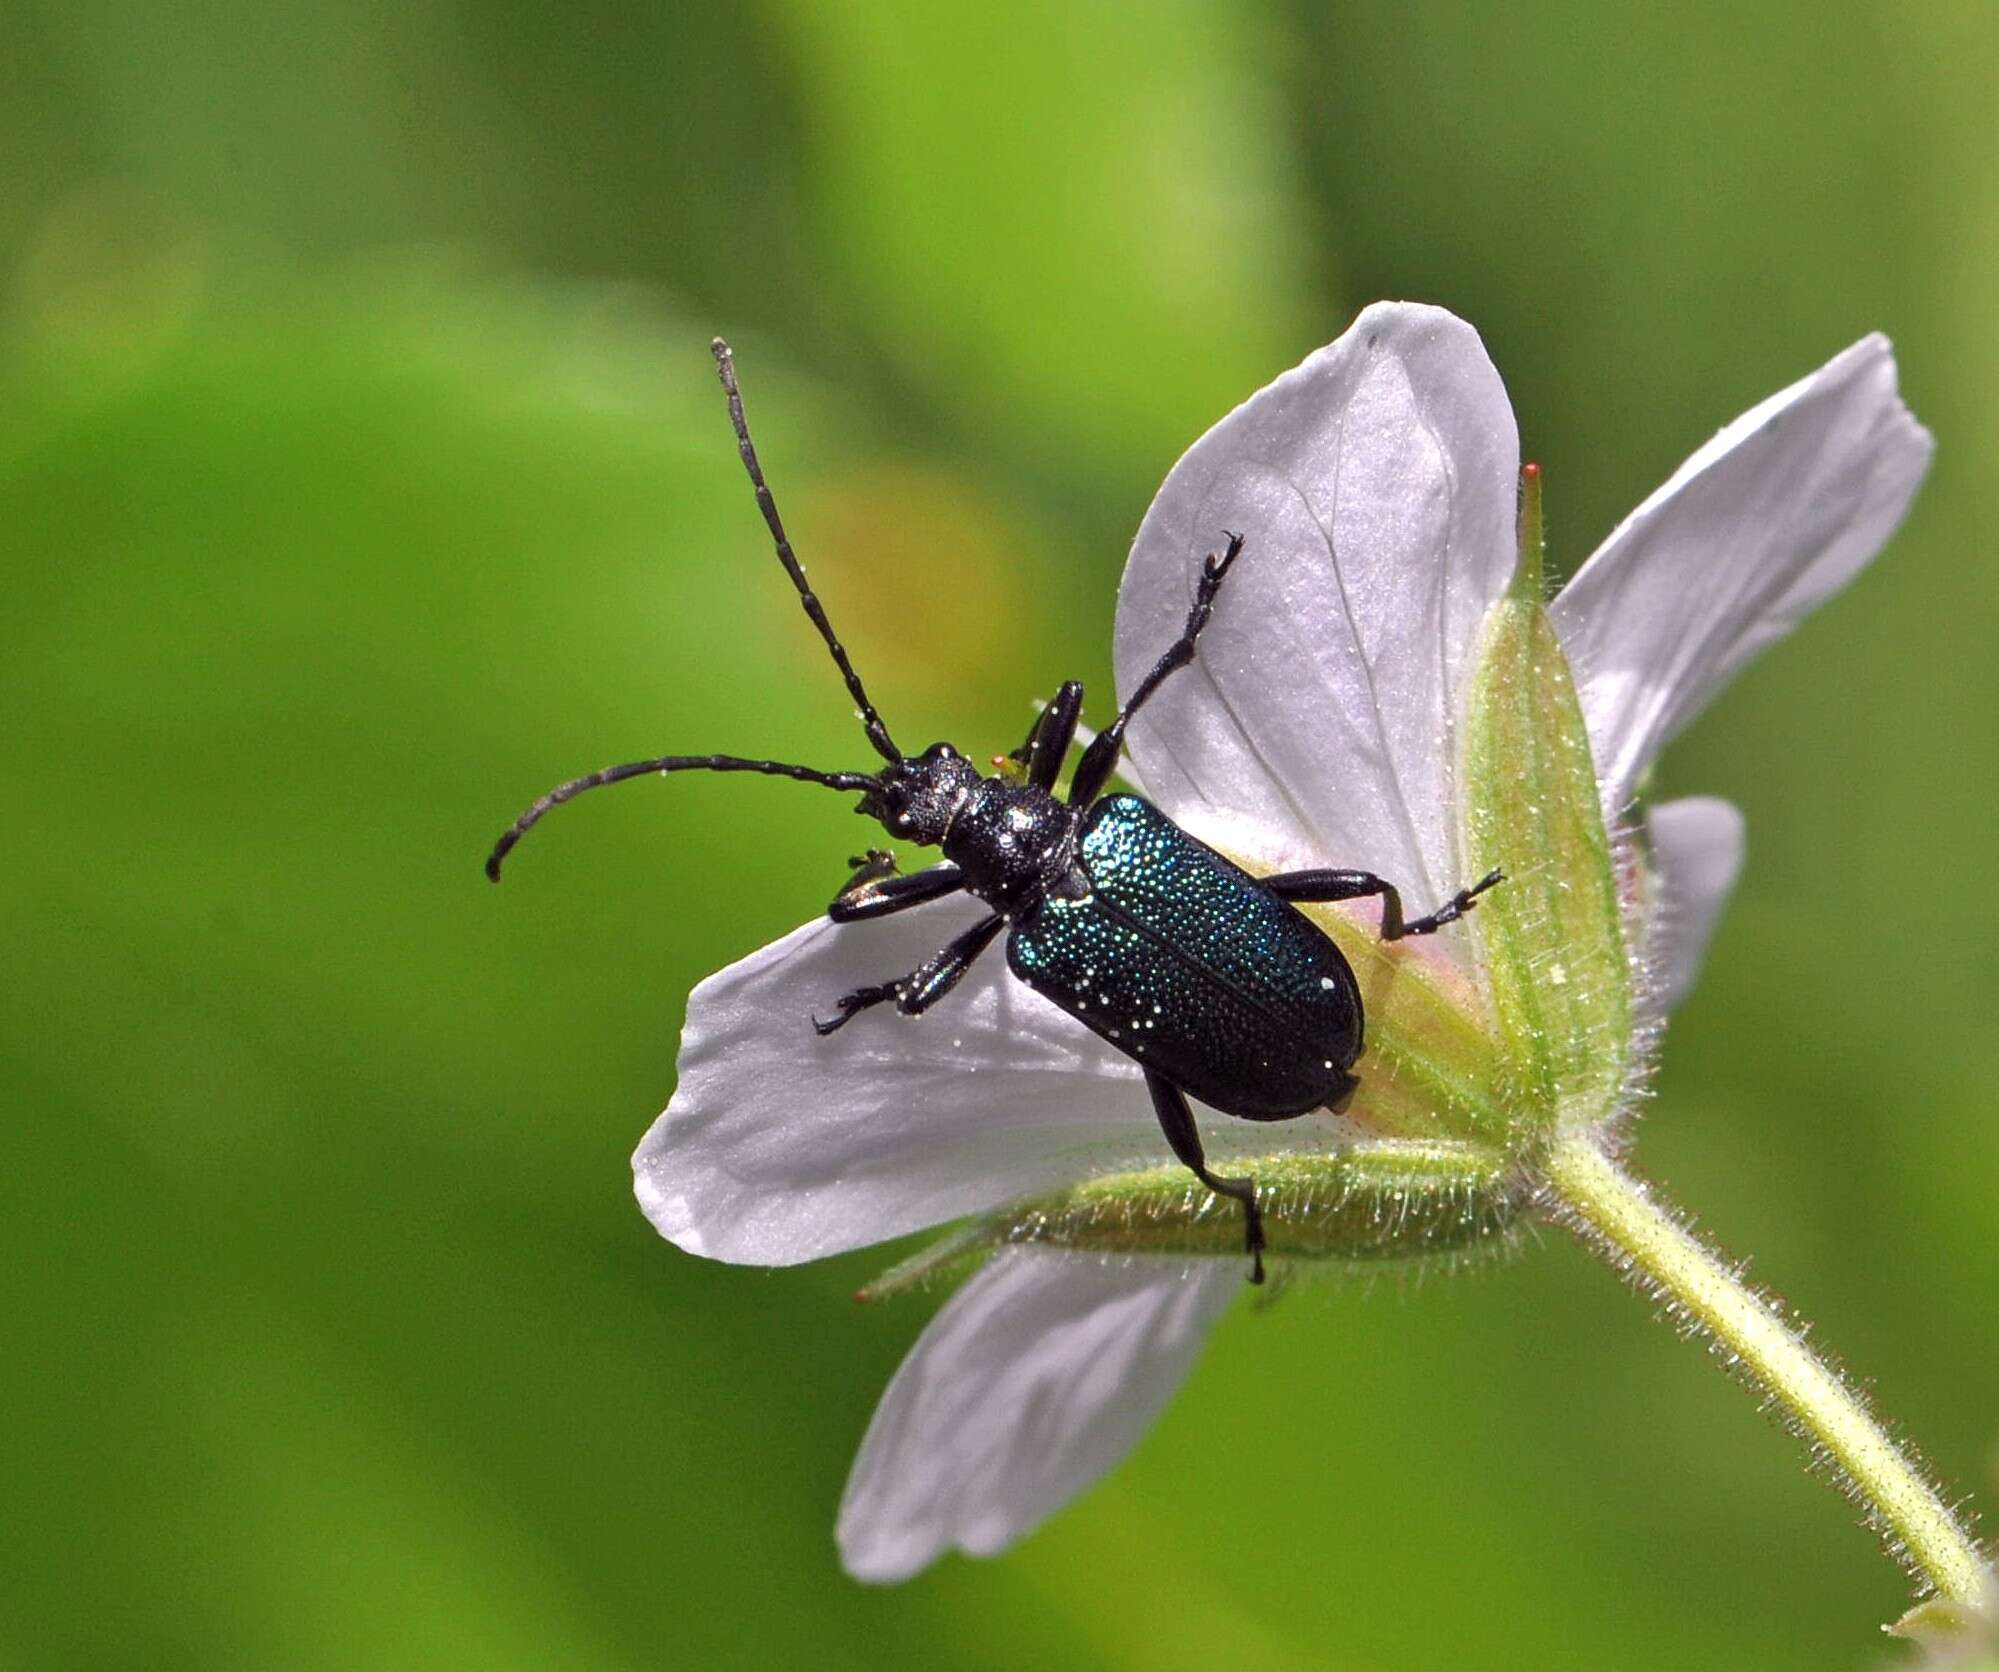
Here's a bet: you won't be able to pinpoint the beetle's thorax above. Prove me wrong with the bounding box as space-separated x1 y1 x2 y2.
940 777 1084 916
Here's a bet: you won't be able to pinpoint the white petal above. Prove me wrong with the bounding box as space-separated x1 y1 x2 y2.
1553 336 1933 811
1642 796 1747 1015
837 1250 1238 1582
634 900 1160 1266
1114 302 1521 909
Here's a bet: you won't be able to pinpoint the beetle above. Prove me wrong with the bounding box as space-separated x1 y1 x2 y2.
487 339 1502 1283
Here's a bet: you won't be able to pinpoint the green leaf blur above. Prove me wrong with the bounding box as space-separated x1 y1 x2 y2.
4 4 1995 1667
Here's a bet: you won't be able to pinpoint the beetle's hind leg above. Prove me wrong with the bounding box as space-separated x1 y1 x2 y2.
1263 866 1505 940
1145 1071 1265 1284
813 912 1005 1034
1324 1069 1360 1116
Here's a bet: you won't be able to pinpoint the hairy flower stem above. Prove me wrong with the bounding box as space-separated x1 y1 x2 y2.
1539 1131 1991 1608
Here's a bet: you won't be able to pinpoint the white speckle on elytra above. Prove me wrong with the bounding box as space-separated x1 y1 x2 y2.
1319 976 1336 990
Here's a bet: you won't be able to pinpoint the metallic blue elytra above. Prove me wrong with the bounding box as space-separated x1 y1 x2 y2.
1008 795 1361 1120
487 342 1502 1282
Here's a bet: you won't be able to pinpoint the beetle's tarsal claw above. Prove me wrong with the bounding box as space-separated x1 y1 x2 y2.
813 1004 860 1037
814 983 895 1035
1450 869 1505 920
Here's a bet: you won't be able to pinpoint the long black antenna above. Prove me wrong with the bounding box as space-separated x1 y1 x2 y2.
487 754 879 882
712 337 901 764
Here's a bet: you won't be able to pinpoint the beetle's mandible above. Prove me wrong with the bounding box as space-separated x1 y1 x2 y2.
487 340 1503 1283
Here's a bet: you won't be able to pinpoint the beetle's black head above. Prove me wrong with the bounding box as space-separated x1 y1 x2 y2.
860 742 981 845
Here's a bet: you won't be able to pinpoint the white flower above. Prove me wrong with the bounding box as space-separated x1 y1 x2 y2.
631 303 1931 1582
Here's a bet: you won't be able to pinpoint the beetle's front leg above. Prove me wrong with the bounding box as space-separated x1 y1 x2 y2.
1145 1071 1265 1284
813 913 1006 1034
1263 866 1504 940
828 860 967 922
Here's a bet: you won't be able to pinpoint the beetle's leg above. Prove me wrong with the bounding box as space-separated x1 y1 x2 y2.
827 860 966 922
813 912 1005 1034
1009 681 1085 791
840 848 899 890
1263 867 1505 940
1068 533 1244 807
1145 1071 1265 1285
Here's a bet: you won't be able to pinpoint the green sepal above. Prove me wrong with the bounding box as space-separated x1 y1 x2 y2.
1887 1595 1999 1658
854 1222 991 1303
1283 898 1513 1145
860 1140 1521 1296
1459 466 1632 1134
1209 844 1512 1147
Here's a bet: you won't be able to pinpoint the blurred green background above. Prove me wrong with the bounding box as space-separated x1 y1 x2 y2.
5 3 1996 1667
